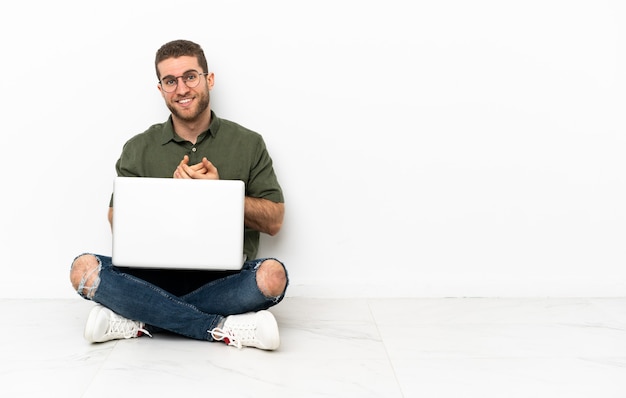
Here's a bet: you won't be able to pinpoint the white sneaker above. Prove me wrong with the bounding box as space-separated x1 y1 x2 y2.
84 305 151 343
210 310 280 350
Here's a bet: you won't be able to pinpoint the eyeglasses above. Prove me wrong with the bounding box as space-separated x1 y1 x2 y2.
159 70 208 93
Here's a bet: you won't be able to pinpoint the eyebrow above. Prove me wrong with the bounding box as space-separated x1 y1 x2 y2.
160 69 199 80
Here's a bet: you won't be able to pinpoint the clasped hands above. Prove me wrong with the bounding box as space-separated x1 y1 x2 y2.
173 155 220 180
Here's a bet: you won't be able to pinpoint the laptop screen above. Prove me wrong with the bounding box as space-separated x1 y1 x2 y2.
112 177 245 270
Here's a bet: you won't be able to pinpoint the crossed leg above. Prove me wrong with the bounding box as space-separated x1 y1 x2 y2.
70 254 287 300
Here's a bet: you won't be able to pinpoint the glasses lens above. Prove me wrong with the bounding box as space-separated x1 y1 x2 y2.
183 71 200 88
160 77 178 93
160 71 202 92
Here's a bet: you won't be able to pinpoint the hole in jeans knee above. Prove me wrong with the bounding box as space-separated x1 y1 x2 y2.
257 259 287 298
71 254 102 299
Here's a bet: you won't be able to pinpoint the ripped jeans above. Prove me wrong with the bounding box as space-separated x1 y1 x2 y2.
71 254 288 341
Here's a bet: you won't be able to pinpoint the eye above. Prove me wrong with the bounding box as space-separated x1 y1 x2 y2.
184 73 197 82
162 77 176 86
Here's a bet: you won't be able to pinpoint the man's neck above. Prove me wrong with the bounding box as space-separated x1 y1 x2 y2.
172 110 212 144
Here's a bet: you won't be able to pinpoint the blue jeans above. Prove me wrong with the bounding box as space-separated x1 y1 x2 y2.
72 254 288 341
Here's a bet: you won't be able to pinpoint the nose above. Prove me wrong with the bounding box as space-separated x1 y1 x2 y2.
174 76 190 94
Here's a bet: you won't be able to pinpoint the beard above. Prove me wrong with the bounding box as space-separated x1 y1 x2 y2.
168 89 211 122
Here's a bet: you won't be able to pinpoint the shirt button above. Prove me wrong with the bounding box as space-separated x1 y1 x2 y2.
192 147 197 152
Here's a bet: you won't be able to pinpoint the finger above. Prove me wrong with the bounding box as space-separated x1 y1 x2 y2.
189 162 207 172
175 164 192 179
202 158 218 174
181 163 200 178
174 156 191 178
207 158 219 179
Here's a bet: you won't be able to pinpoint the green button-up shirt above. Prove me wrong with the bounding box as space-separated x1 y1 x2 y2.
111 111 284 261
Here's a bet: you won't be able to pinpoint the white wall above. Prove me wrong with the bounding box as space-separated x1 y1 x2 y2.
1 0 625 298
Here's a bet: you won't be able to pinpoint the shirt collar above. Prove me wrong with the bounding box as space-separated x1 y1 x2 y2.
159 111 221 145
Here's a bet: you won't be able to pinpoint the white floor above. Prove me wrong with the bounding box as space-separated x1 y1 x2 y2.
2 297 625 397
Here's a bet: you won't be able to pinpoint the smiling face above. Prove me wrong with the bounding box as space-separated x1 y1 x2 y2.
157 55 214 124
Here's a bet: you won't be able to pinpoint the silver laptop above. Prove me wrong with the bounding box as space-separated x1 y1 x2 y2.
112 177 245 270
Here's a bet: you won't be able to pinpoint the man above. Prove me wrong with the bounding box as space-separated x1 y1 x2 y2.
69 39 288 350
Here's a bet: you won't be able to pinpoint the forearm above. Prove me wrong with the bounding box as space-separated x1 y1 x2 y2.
244 197 284 236
108 207 114 229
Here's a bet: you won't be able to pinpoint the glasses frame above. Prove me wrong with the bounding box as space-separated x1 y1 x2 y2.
158 70 209 93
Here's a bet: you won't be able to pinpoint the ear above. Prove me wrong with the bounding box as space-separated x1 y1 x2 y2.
206 72 215 91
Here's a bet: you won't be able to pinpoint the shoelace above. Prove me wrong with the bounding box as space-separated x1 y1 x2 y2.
107 313 152 339
210 324 256 349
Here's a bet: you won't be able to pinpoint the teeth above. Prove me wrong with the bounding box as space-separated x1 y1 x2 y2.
179 99 191 104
